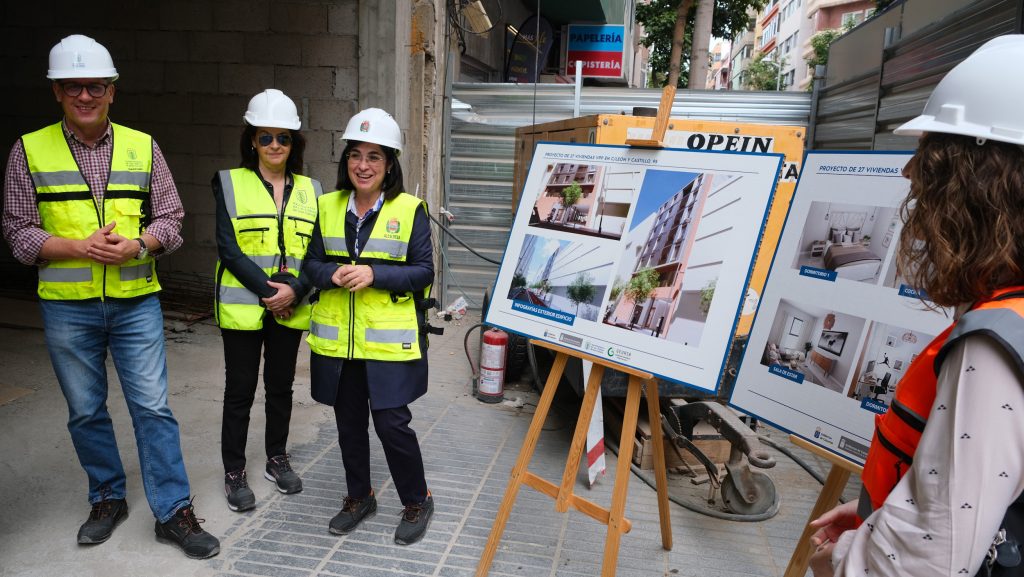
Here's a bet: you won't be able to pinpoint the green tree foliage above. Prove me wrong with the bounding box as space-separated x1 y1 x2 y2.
637 0 769 88
511 273 527 289
567 273 596 315
561 181 583 208
806 28 843 71
699 279 716 315
743 52 784 90
626 268 660 305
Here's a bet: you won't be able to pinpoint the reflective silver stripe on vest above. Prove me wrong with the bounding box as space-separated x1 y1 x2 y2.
285 256 303 271
108 171 151 189
323 236 348 253
31 171 88 188
218 170 239 219
38 266 92 282
365 328 417 343
312 180 323 197
247 255 280 269
120 262 153 282
310 321 339 340
218 285 261 305
362 238 408 259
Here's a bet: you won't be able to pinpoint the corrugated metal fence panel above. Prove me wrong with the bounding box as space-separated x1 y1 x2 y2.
812 0 1021 151
442 84 811 310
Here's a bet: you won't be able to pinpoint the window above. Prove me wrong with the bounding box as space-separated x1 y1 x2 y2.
841 10 864 27
760 17 779 47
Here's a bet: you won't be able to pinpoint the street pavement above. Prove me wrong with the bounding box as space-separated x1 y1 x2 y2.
0 296 854 576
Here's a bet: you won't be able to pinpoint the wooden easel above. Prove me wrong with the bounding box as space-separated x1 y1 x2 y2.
474 340 673 577
783 435 863 577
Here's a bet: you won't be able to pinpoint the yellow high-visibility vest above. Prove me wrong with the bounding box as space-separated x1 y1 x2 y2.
23 122 157 300
214 168 321 330
307 190 429 361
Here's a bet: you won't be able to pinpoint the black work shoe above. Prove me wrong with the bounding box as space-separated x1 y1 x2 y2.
225 470 256 512
328 493 377 535
394 495 434 545
154 499 221 559
264 454 302 494
77 498 128 544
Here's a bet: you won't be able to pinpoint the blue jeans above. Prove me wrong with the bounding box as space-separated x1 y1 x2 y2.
40 295 191 523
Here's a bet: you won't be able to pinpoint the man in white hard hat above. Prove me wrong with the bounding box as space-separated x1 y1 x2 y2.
1 34 220 559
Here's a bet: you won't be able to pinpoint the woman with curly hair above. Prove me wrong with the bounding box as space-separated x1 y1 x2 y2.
809 36 1024 577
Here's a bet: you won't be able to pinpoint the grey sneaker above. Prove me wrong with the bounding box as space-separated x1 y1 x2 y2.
77 497 128 544
225 470 256 512
329 493 377 535
154 500 220 559
265 454 302 494
394 495 433 545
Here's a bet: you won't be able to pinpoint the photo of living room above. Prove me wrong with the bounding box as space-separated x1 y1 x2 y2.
759 299 868 393
847 322 935 407
791 201 899 285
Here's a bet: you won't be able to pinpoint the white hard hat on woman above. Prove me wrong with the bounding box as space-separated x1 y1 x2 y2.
342 107 403 154
243 89 301 130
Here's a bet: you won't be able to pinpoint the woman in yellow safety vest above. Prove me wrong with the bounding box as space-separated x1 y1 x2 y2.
303 107 436 546
809 36 1024 577
212 89 322 512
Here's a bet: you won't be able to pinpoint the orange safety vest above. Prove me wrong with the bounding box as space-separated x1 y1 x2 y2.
860 287 1024 520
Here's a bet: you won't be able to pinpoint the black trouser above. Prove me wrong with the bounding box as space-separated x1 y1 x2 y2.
333 360 428 506
220 313 303 473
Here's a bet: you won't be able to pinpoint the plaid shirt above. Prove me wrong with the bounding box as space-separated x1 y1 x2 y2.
2 120 184 265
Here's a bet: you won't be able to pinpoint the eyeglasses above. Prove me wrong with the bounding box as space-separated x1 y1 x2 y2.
347 151 386 165
257 133 292 147
60 82 110 98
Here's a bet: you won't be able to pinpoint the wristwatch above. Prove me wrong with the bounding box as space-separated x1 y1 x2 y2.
134 238 148 260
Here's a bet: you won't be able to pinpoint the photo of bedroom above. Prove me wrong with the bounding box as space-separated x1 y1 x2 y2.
791 202 899 284
759 299 867 393
847 322 935 407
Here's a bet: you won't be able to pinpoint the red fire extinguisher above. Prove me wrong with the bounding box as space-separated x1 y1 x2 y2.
478 328 507 403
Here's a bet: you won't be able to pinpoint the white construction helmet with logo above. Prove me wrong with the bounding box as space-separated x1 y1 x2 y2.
894 34 1024 145
47 34 118 81
243 89 301 130
342 108 403 154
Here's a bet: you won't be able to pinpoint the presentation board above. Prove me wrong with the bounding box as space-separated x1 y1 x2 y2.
730 151 951 464
485 142 783 393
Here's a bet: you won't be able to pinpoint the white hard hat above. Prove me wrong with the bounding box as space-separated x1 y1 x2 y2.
342 108 403 154
243 89 301 130
47 34 118 81
894 35 1024 145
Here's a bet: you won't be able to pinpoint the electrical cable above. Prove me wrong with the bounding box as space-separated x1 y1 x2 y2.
428 212 502 265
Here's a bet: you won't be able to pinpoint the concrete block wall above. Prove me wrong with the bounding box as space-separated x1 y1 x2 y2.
0 0 362 304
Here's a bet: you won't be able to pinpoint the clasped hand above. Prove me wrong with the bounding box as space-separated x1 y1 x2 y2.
83 222 138 265
332 264 373 291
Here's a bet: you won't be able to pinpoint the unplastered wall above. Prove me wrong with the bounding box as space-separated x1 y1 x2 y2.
0 0 361 297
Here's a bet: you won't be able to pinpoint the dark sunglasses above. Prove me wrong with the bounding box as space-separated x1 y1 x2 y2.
257 133 292 147
60 82 110 98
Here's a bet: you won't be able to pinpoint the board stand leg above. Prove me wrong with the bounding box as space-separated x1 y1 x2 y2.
475 340 673 577
783 435 863 577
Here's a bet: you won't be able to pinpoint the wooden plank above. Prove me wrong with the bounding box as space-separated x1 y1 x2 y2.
783 435 862 577
521 472 633 533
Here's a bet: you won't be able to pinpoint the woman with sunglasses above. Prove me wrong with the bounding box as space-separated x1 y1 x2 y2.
303 108 436 545
212 88 322 512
